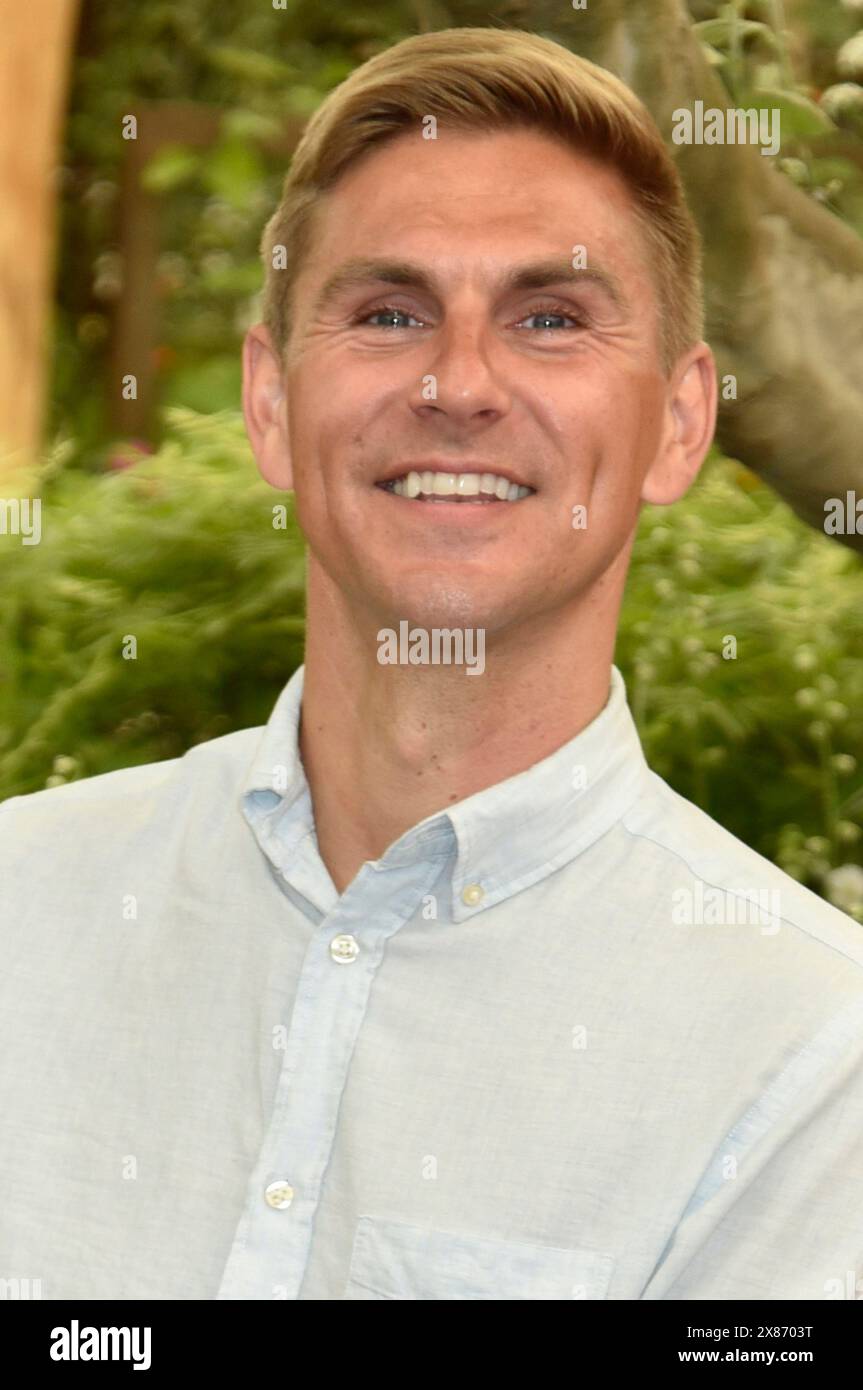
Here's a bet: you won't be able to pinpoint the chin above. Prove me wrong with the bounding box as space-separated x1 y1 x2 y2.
379 593 527 648
386 571 487 620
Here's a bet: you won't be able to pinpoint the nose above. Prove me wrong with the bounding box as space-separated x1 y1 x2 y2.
409 317 512 430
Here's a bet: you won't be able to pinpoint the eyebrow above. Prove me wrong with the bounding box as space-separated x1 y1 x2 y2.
312 256 629 316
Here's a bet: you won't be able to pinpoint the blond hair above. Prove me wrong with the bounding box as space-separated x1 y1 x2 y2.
260 27 704 375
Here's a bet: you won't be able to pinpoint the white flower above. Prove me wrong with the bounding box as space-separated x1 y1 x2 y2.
820 83 863 122
825 864 863 914
838 32 863 80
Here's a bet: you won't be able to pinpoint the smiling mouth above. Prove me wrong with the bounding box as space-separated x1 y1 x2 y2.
376 469 534 503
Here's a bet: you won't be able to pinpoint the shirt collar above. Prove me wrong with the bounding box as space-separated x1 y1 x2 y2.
241 663 651 922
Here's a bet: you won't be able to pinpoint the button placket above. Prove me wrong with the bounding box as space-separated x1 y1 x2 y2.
216 854 451 1300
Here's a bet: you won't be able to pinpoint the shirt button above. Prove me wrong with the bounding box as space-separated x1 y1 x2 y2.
264 1180 295 1210
330 933 360 964
461 883 484 907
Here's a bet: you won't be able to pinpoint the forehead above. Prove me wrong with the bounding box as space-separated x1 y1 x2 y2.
296 126 652 294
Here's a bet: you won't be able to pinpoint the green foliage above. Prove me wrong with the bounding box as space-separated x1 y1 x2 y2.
616 460 863 917
0 410 305 800
2 411 862 917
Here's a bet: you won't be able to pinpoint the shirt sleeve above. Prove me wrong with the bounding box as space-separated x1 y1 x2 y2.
642 993 863 1299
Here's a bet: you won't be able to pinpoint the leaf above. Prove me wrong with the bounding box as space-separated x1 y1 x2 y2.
285 85 328 118
698 41 728 68
751 86 835 138
205 45 296 85
202 137 266 209
220 109 284 144
693 18 780 50
140 144 201 194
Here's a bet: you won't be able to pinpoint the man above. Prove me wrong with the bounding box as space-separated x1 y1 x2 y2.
1 27 862 1303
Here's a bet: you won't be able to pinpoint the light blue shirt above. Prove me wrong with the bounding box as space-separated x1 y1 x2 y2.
1 663 862 1300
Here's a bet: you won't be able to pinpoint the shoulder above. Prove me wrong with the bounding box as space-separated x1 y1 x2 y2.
621 768 863 976
0 723 266 856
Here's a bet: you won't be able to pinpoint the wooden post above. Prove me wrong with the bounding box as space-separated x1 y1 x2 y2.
110 104 304 443
0 0 80 470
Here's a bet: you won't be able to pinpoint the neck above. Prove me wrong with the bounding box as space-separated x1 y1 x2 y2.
298 554 631 894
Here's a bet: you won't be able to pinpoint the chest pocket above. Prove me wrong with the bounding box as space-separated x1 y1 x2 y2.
344 1215 614 1300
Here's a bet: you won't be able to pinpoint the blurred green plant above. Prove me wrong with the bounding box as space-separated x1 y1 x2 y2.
0 408 305 798
2 408 862 918
617 455 863 919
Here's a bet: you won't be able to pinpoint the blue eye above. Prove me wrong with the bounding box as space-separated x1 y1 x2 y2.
361 307 423 329
520 311 580 331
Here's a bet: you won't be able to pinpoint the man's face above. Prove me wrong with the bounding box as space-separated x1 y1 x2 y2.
263 126 705 637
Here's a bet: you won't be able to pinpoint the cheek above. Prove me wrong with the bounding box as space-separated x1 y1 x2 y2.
567 387 655 523
593 373 665 472
285 375 345 494
290 360 386 449
625 361 667 429
289 371 333 440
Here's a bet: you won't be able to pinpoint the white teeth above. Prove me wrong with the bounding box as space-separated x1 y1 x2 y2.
433 472 455 496
456 473 481 496
383 470 531 501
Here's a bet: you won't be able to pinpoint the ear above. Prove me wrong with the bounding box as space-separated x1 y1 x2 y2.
640 342 717 506
242 323 293 490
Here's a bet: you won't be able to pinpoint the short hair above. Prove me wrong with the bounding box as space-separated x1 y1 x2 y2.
259 26 704 376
